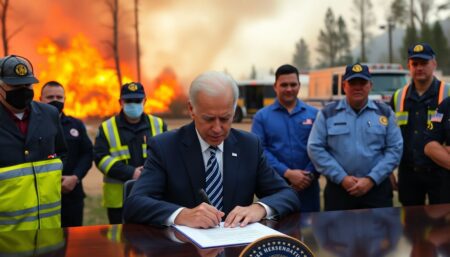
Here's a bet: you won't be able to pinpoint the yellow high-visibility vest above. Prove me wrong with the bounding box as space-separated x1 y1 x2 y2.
98 115 164 208
0 158 62 231
393 81 450 126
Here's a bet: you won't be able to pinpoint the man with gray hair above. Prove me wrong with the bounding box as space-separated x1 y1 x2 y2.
124 71 300 228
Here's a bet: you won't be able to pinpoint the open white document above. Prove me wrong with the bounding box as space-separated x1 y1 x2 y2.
173 222 285 248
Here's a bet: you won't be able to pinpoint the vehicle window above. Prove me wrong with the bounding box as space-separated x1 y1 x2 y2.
371 73 409 93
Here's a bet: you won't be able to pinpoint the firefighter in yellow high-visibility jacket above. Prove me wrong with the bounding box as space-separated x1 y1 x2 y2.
94 82 167 224
0 55 67 231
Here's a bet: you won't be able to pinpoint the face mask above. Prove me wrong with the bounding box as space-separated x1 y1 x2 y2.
123 103 143 119
2 87 34 109
48 100 64 113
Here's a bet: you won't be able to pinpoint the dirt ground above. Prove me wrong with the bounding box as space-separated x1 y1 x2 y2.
83 118 255 196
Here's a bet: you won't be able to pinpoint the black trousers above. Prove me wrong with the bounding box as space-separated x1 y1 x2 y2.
398 164 443 206
324 178 393 211
107 208 123 224
61 197 84 227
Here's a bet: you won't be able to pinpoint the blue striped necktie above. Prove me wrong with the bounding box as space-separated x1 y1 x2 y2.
205 146 223 210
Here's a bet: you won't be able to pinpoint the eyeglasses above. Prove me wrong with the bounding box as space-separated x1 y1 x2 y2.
123 99 143 104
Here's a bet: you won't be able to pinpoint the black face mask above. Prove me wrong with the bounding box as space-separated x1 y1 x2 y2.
2 87 34 109
48 100 64 113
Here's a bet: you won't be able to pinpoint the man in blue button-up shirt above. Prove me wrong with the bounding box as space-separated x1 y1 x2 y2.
307 63 403 211
252 64 320 212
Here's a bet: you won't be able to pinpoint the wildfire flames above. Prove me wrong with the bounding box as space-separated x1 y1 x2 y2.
34 35 182 118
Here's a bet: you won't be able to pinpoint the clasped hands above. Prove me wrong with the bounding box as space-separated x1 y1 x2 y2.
341 175 374 197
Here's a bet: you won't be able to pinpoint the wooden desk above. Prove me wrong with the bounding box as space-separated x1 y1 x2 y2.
2 204 450 257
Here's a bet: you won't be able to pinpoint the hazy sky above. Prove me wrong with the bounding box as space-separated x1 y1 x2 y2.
6 0 450 86
138 0 393 81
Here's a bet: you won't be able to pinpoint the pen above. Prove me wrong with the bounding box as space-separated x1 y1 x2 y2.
199 189 222 228
198 189 212 205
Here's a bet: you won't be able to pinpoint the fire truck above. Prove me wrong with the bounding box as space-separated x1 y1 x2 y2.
308 63 410 106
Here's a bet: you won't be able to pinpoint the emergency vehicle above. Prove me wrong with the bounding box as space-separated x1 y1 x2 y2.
308 63 409 106
233 76 308 122
234 79 274 122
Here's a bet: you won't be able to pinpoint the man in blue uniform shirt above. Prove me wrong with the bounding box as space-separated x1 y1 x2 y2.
40 81 93 227
307 63 403 211
252 64 319 212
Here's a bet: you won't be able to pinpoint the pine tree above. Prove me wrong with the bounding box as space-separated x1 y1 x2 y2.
352 0 375 62
401 25 419 61
292 38 311 71
316 8 339 67
432 21 450 74
336 16 353 65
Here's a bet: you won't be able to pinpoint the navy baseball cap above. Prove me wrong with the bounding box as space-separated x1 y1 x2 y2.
408 43 435 60
120 82 146 100
0 55 39 86
343 63 371 81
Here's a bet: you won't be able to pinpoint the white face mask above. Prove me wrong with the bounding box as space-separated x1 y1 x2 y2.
123 103 143 118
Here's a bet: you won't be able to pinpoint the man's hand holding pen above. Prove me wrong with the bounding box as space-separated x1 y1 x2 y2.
174 202 224 228
174 188 267 229
173 188 224 228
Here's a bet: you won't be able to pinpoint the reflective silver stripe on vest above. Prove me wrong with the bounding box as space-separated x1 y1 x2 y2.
99 156 118 173
38 209 61 219
110 149 130 158
0 201 60 218
0 206 38 218
394 88 404 113
0 162 62 181
0 201 61 225
105 118 118 148
0 215 38 225
40 201 61 212
151 116 163 135
103 176 123 184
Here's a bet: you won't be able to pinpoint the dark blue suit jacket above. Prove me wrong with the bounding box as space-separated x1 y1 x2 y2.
123 122 300 226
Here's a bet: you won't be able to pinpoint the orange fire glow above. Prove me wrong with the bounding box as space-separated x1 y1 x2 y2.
34 34 181 118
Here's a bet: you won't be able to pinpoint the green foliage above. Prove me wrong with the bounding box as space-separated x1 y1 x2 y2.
352 0 375 62
431 21 450 75
401 25 419 61
316 8 352 67
292 38 311 71
336 17 353 65
389 0 408 25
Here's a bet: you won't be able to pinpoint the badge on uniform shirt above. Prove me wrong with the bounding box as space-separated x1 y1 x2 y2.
379 115 388 126
431 112 443 123
302 118 313 125
70 128 80 137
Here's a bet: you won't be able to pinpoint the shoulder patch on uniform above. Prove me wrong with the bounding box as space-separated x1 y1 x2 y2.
70 128 80 137
379 116 388 126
